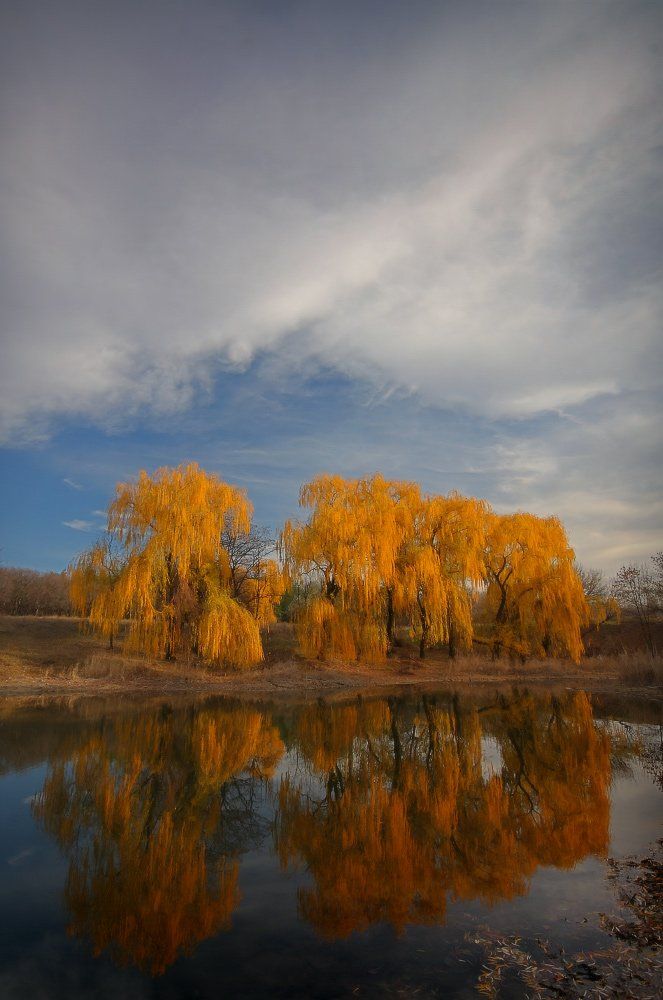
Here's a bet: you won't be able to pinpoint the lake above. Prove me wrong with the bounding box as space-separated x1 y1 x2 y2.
0 688 660 998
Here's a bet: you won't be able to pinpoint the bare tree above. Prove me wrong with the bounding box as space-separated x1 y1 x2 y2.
576 563 619 632
221 523 282 622
0 567 70 615
576 564 607 603
612 562 658 656
650 552 663 612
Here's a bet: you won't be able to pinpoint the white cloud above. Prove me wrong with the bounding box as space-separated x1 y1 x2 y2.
62 478 83 490
1 2 660 441
62 520 94 532
1 2 661 572
476 393 663 573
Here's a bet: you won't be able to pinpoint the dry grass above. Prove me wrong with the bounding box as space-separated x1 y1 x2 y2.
0 616 225 692
616 652 663 687
1 615 661 699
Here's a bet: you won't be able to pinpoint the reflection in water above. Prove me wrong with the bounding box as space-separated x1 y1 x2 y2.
276 692 611 937
32 691 614 973
33 707 284 974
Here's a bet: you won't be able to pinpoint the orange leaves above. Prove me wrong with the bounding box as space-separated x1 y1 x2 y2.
482 512 589 661
276 692 612 938
282 475 492 661
72 463 589 667
68 464 282 669
238 558 286 626
395 492 489 656
286 473 419 606
109 463 251 576
283 475 587 663
283 474 421 661
34 705 284 974
198 585 264 668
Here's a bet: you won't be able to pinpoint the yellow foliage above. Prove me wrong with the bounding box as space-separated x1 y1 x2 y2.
239 558 287 626
68 464 280 668
394 492 488 656
72 465 591 667
482 512 589 661
588 593 621 630
283 475 490 661
276 691 611 937
69 538 125 644
34 704 284 974
282 474 420 661
198 580 263 668
294 595 338 659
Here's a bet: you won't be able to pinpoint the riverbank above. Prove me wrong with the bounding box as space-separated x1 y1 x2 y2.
1 615 661 701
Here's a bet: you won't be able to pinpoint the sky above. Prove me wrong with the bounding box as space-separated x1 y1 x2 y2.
1 0 661 575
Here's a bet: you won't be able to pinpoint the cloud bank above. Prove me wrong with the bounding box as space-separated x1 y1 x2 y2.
1 1 661 571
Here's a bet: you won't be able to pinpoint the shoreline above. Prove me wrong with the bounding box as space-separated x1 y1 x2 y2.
1 615 661 703
1 657 661 703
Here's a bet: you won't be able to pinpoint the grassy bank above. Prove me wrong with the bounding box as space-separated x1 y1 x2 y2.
0 615 661 699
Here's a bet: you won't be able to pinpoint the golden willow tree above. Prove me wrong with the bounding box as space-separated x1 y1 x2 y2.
68 532 126 649
281 475 490 662
394 493 488 658
281 474 421 662
481 512 589 661
69 463 284 668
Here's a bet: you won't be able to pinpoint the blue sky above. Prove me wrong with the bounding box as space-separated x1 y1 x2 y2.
1 0 661 574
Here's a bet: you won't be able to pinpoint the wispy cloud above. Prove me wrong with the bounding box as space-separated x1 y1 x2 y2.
1 2 659 441
62 478 83 490
62 519 94 532
0 1 660 572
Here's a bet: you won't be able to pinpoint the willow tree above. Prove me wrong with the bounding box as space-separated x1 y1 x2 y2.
281 474 421 662
481 512 588 661
69 463 280 668
282 475 492 662
394 493 488 658
69 532 125 649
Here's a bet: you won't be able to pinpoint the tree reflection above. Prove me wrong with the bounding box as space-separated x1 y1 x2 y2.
32 690 614 969
33 704 283 974
275 692 611 938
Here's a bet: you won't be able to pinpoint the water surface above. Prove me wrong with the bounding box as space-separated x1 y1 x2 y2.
0 688 660 998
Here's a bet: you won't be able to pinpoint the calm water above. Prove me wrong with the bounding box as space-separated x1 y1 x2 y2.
0 689 660 998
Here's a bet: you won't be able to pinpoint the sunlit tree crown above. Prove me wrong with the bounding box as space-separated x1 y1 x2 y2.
70 463 281 668
482 512 588 661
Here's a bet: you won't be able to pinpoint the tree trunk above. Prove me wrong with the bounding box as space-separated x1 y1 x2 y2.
385 587 395 655
388 698 402 789
634 605 656 657
418 596 429 659
163 552 178 661
447 610 457 659
492 580 509 660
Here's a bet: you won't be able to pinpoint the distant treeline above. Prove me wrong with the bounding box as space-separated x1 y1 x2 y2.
0 567 70 616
